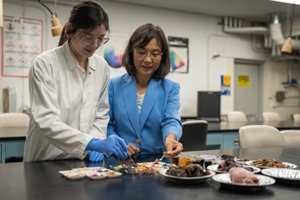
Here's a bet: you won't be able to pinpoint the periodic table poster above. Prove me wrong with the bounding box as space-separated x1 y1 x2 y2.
1 15 43 77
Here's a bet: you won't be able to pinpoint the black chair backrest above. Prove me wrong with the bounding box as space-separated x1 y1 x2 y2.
179 120 208 151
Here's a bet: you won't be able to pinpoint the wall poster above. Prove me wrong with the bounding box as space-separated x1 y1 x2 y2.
221 75 231 95
168 36 189 73
1 15 43 78
238 75 250 87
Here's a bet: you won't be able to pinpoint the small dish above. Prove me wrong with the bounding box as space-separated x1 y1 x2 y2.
64 173 85 180
86 172 107 180
212 173 276 191
236 159 251 165
59 170 76 176
105 170 122 178
207 164 261 174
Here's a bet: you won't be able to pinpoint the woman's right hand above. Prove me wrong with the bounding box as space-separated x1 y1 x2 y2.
127 143 140 156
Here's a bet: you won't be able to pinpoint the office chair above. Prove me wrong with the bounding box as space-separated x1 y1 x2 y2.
227 111 248 122
293 114 300 123
239 125 285 148
280 130 300 147
262 112 281 122
0 113 30 127
179 120 208 151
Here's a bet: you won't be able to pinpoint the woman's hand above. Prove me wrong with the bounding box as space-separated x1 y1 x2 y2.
127 143 140 156
164 134 183 158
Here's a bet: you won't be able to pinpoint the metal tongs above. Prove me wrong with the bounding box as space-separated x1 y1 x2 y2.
129 155 138 167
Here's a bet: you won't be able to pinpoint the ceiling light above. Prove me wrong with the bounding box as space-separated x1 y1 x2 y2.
270 0 300 5
38 0 62 37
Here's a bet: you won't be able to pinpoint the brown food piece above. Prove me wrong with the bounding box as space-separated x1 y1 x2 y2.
166 164 208 177
221 154 234 159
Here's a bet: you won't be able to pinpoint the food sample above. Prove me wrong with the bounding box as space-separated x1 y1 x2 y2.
229 167 259 184
251 158 291 168
218 157 253 172
237 158 250 162
221 154 234 159
166 164 209 177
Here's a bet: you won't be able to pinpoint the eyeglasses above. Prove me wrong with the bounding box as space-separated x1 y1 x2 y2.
134 48 163 60
83 34 109 46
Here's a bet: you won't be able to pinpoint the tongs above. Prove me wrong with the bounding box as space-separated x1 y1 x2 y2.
129 155 138 166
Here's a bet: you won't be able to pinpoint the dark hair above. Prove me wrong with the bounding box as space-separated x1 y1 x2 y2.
58 0 109 46
122 23 170 79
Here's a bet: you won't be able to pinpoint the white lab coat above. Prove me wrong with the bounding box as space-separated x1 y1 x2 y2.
23 41 110 162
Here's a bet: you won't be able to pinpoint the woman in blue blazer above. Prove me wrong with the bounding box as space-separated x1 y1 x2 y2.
107 23 183 158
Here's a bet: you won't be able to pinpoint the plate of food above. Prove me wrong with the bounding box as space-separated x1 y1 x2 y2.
59 170 76 176
246 158 297 169
236 158 251 165
159 164 216 184
104 170 122 178
63 173 85 180
86 172 107 180
212 173 276 191
207 164 261 174
261 168 300 185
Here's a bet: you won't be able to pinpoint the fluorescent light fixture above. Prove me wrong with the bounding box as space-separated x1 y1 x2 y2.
270 0 300 5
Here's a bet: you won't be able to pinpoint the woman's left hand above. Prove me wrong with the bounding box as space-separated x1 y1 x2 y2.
164 134 183 158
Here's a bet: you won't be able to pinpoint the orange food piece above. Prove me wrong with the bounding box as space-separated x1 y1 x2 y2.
178 157 187 167
155 158 159 163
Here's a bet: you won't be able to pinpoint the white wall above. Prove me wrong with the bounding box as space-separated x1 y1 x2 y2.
1 0 300 120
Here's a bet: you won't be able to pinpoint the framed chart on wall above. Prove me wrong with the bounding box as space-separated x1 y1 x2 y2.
168 36 189 73
1 15 43 78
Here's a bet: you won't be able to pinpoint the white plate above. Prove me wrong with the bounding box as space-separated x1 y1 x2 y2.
105 170 122 178
236 159 252 165
59 170 76 176
86 172 107 180
207 164 261 174
64 173 85 180
246 160 297 169
200 155 217 160
159 169 216 184
261 168 300 185
212 173 276 191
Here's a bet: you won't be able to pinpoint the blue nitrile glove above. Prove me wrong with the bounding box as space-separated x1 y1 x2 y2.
86 135 128 159
88 151 104 163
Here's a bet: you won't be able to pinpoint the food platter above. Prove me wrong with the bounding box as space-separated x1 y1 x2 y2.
64 173 85 180
261 168 300 185
59 167 122 180
112 162 171 174
86 172 107 180
211 173 276 191
207 164 261 174
159 169 216 184
246 161 297 169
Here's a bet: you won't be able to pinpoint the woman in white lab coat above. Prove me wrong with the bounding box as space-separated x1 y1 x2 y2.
23 0 127 162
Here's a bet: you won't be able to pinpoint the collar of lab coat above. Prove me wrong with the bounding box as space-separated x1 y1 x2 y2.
62 41 96 72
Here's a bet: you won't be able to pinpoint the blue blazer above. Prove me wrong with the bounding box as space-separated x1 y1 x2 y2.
107 73 182 154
